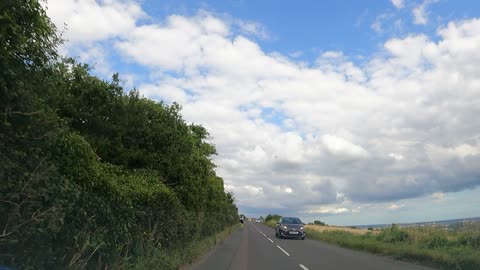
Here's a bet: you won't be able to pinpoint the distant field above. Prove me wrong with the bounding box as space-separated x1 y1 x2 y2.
306 224 480 270
305 224 379 235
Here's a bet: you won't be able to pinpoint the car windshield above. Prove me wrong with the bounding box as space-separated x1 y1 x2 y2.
282 217 302 224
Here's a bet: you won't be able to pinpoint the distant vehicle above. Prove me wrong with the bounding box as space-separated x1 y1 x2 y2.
239 215 245 224
275 217 306 240
255 219 262 223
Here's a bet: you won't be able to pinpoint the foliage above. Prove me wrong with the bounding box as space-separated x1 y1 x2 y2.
0 1 238 269
118 223 240 270
265 214 282 222
264 220 278 228
314 220 326 226
377 224 409 244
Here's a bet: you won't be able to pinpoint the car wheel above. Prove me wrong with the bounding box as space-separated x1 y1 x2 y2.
278 231 283 239
301 236 305 240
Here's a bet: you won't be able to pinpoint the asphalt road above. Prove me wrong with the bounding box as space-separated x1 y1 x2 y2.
187 221 437 270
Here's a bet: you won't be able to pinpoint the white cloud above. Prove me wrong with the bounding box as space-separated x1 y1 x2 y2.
236 20 269 39
139 83 189 104
388 203 405 210
391 0 405 9
320 51 344 59
114 14 480 209
389 153 404 161
427 144 480 162
289 51 304 58
431 192 444 201
413 0 438 25
44 0 145 43
304 207 350 214
322 135 369 160
371 13 393 33
46 2 480 219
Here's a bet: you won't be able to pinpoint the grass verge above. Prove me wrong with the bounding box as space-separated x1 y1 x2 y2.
118 223 241 270
306 227 480 270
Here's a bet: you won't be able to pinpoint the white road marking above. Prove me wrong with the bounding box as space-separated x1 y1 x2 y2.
268 238 274 243
299 264 309 270
262 233 267 237
276 245 290 256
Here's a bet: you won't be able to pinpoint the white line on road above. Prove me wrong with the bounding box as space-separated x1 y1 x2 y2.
276 245 290 256
262 233 267 237
268 238 274 243
299 264 309 270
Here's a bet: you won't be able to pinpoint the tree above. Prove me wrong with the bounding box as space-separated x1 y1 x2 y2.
0 1 238 268
314 220 326 226
265 214 282 222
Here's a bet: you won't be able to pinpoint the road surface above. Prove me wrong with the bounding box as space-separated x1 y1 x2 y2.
187 221 436 270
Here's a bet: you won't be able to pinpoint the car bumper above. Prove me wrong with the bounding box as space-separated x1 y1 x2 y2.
279 229 305 238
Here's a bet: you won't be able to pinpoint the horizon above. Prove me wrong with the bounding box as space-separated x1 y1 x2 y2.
44 0 480 225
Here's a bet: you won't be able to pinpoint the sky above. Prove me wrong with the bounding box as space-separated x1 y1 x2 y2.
43 0 480 226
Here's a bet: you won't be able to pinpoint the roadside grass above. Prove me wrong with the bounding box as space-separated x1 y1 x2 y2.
119 223 240 270
306 225 480 270
306 224 379 235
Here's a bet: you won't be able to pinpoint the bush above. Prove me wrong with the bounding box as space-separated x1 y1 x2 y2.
0 1 239 268
265 214 282 222
457 231 480 249
377 224 409 244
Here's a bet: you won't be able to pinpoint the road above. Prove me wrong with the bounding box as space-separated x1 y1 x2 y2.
187 221 436 270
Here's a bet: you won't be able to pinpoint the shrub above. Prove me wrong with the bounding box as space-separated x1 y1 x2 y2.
378 224 409 244
457 231 480 249
1 1 239 269
314 220 326 226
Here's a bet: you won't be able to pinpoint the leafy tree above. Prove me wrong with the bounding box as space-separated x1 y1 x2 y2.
265 214 282 222
0 1 238 269
314 220 326 226
0 0 68 267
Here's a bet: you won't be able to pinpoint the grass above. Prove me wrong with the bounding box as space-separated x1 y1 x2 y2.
117 223 241 270
305 225 480 270
306 224 379 235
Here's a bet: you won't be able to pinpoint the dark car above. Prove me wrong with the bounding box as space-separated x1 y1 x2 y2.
275 217 306 240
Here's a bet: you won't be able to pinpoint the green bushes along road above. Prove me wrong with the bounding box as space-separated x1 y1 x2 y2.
0 1 238 269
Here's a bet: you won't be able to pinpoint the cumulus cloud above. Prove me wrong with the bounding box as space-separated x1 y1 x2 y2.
44 0 145 43
371 13 394 34
303 207 350 215
322 135 369 160
45 2 480 219
388 203 405 210
413 0 438 25
391 0 405 9
431 192 444 201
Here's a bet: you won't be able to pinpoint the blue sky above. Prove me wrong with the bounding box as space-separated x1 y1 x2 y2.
45 0 480 225
141 0 480 61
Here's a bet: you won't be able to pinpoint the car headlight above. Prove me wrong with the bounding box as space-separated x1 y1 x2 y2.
282 225 288 230
300 226 304 230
